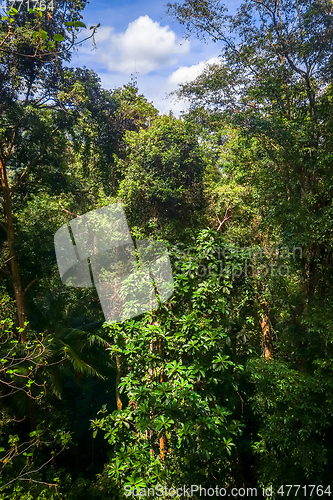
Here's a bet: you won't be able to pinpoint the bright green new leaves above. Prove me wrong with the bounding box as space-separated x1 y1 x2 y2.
0 6 88 64
64 20 87 29
91 232 247 492
53 34 65 42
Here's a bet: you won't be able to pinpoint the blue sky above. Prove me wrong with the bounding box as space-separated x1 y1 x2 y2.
71 0 241 115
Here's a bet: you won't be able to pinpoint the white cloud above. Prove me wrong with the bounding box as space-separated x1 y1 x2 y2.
168 57 220 86
94 26 114 43
75 25 222 116
91 15 190 74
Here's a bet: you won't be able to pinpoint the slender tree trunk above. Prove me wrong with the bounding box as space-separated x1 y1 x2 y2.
0 156 26 341
281 56 291 121
115 354 122 410
303 246 315 306
149 336 154 455
159 434 165 461
158 336 165 460
261 313 273 361
252 254 273 361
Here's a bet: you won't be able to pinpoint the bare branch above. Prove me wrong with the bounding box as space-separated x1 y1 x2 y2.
216 200 232 231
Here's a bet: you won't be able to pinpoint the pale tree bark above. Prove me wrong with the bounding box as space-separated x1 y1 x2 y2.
216 200 232 231
260 312 273 361
253 253 273 360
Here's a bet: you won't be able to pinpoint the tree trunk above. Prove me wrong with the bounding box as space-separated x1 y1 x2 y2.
159 434 165 461
149 336 154 455
0 156 26 341
261 313 273 360
158 334 165 460
115 354 122 410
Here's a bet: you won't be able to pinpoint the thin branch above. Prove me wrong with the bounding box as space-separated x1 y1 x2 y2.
59 198 81 218
4 121 21 163
23 276 38 296
0 31 11 49
0 447 65 491
19 479 58 487
216 200 232 231
0 256 13 276
0 28 98 60
252 0 275 18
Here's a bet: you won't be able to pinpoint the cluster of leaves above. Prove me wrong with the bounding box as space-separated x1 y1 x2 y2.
117 114 209 239
2 0 333 495
0 319 73 498
164 0 333 490
91 233 247 493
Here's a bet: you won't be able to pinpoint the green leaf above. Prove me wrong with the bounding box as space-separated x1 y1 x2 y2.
53 34 65 42
73 21 86 28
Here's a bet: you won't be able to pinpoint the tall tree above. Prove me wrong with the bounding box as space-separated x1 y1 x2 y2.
167 0 333 485
0 1 97 338
167 0 333 354
167 0 333 286
117 114 209 241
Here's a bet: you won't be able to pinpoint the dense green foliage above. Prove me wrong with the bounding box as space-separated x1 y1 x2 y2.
1 0 333 498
